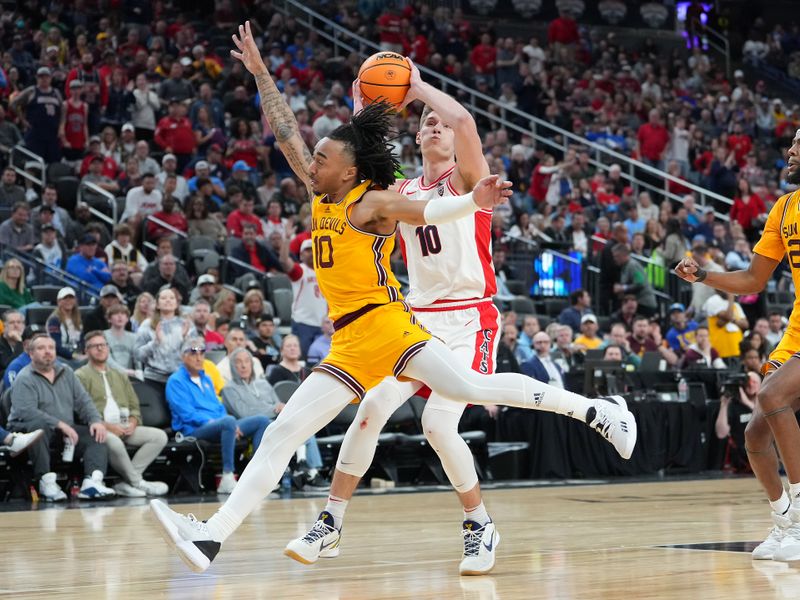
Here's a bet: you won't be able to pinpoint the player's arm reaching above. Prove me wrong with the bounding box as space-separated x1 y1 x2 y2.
402 59 489 189
231 21 313 195
350 174 512 234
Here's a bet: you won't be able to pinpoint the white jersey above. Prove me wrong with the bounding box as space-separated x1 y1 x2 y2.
397 166 497 309
288 262 328 327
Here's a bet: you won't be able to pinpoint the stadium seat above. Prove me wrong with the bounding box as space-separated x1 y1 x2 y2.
46 162 74 183
272 288 293 327
543 297 569 316
55 176 80 212
273 380 299 404
510 297 536 314
266 274 292 298
26 306 53 327
30 285 61 305
205 350 226 364
505 279 527 295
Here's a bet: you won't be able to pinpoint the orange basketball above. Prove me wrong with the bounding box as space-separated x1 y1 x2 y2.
358 52 411 108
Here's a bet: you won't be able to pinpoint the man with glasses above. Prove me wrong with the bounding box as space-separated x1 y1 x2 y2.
165 337 270 494
0 310 25 379
520 331 565 389
109 261 142 308
76 331 168 497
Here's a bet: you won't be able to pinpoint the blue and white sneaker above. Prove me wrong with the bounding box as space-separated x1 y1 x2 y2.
459 519 500 575
77 470 116 499
284 511 341 564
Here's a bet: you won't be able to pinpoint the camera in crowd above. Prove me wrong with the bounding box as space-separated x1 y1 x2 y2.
717 371 749 398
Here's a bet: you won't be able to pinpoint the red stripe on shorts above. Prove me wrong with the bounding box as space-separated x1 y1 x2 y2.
471 302 500 375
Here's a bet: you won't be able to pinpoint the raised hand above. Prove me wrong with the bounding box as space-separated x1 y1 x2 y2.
230 21 268 76
400 57 424 108
471 175 513 210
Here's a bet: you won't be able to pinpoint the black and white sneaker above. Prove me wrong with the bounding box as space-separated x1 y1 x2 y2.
150 499 221 573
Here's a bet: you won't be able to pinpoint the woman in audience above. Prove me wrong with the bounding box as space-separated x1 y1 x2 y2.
223 348 327 488
233 289 274 336
46 287 84 362
730 177 766 241
104 304 139 377
660 218 688 269
212 289 237 328
130 292 155 332
193 105 226 157
644 219 663 251
187 195 226 242
226 118 260 168
135 288 189 383
0 259 33 309
267 334 311 384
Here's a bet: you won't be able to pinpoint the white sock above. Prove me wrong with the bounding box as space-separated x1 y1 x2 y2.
771 489 791 515
308 468 318 478
296 444 307 463
324 494 348 529
464 501 490 526
789 482 800 504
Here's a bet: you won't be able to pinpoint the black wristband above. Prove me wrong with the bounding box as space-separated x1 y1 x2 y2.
694 268 707 283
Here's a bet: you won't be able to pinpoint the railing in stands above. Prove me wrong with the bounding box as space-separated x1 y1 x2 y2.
8 144 45 189
702 25 731 80
77 180 118 227
273 0 734 219
141 215 188 254
0 245 99 304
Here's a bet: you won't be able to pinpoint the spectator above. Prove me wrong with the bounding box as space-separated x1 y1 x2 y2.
227 194 263 238
212 289 237 327
714 371 758 472
267 334 312 385
3 327 40 388
108 261 142 308
598 224 629 313
81 155 121 209
279 236 327 356
307 317 333 365
603 323 640 369
0 167 25 208
637 192 659 223
103 303 139 376
76 331 168 497
0 202 35 252
612 244 658 317
79 135 120 178
496 323 521 373
33 223 67 271
105 223 147 278
188 299 225 350
730 178 766 240
189 273 219 305
146 195 188 240
681 325 727 368
225 161 258 200
46 287 83 362
133 140 161 176
190 82 225 128
637 109 670 168
726 237 754 271
157 154 190 203
158 63 194 104
66 234 111 292
0 309 25 377
550 324 578 373
234 288 274 335
131 74 160 140
216 326 263 384
188 160 226 205
703 291 748 360
59 79 88 163
628 316 678 366
558 289 591 333
547 10 579 63
7 335 114 501
0 259 33 309
186 195 227 241
154 98 196 170
312 98 344 140
121 172 163 236
141 254 190 302
251 314 282 371
10 67 62 163
687 244 725 319
32 185 70 239
166 337 270 494
232 222 282 276
134 287 189 383
515 315 541 364
574 314 602 351
0 105 23 158
665 304 699 354
83 284 123 333
766 312 785 349
130 291 155 333
520 331 564 388
223 347 328 488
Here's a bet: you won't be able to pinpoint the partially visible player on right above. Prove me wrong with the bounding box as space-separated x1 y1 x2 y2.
676 127 800 562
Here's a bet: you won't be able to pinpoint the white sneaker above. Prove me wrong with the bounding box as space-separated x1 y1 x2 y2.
216 472 237 494
38 472 67 502
773 507 800 561
78 470 116 499
459 519 500 576
753 511 791 560
284 511 341 565
150 499 220 573
587 400 637 460
1 429 44 457
113 481 147 497
137 480 169 496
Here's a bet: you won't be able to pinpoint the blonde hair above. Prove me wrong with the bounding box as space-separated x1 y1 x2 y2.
213 289 236 319
132 292 155 325
243 289 264 315
51 294 81 330
0 259 26 294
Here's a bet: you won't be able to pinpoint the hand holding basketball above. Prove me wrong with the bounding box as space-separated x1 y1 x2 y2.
231 21 269 76
357 51 411 108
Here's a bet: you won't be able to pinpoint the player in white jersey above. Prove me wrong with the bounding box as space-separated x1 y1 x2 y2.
279 233 328 356
285 60 627 575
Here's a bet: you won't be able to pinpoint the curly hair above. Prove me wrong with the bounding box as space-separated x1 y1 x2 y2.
329 101 401 189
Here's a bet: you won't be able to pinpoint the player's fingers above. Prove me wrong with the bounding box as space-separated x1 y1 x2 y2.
230 51 243 61
232 34 243 50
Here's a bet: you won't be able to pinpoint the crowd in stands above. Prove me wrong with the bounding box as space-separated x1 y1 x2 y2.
0 0 793 492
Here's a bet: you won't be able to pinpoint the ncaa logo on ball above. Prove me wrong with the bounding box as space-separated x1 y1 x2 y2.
385 70 396 80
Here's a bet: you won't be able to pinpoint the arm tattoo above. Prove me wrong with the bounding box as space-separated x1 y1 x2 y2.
253 73 312 182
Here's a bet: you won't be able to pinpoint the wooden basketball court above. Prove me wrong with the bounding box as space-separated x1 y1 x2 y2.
1 477 796 599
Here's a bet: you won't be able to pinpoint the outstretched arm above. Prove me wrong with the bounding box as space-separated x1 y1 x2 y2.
231 21 313 194
674 253 779 294
403 59 489 189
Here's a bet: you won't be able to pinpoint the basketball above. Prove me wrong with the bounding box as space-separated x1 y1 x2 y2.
358 52 411 108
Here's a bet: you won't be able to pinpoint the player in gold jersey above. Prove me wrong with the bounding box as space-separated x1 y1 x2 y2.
149 22 637 574
676 128 800 562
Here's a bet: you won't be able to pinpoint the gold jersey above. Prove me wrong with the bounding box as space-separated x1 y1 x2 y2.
311 180 403 322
